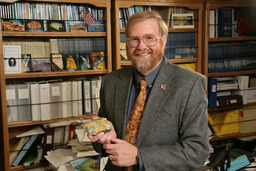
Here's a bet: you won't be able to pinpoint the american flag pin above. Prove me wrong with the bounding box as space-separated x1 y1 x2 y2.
161 84 166 91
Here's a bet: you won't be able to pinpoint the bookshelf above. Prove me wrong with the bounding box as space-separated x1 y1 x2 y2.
203 0 256 141
111 0 205 73
0 0 111 170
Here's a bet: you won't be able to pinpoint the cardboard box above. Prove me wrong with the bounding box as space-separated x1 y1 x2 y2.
239 108 256 133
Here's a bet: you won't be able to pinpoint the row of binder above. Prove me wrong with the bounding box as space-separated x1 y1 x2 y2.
6 77 102 122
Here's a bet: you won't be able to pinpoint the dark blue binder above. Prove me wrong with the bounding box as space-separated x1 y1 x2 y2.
208 78 218 108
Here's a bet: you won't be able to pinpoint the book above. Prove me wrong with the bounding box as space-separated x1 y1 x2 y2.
158 7 172 28
25 20 45 32
2 19 24 31
50 53 64 71
68 21 87 32
91 52 105 70
3 45 22 74
47 20 66 32
12 134 39 166
9 136 30 166
21 54 32 73
209 10 215 38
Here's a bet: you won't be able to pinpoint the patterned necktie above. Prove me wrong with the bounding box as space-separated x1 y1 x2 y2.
125 79 148 145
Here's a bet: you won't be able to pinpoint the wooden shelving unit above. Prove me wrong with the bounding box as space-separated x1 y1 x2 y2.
203 0 256 141
0 0 111 170
111 0 205 74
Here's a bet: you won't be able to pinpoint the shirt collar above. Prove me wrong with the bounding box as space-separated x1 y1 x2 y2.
134 58 164 88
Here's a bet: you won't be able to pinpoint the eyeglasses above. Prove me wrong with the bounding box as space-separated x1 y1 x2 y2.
126 35 161 48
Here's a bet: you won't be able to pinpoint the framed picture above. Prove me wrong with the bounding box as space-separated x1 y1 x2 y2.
68 21 87 32
25 20 45 32
172 14 194 28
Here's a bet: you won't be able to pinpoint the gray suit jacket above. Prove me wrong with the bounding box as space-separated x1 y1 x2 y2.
93 57 209 171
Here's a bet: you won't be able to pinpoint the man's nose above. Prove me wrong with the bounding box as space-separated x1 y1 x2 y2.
136 39 147 50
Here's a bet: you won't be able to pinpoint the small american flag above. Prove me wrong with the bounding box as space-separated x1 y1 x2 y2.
83 7 95 25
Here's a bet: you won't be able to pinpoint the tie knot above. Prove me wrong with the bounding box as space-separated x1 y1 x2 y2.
140 79 148 89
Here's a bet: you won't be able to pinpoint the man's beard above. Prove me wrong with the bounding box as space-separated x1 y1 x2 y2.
128 42 165 74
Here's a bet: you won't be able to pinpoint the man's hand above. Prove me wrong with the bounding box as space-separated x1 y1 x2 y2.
103 138 138 167
87 116 117 144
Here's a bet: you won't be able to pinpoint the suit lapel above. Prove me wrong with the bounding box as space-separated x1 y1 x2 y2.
136 58 176 146
113 67 134 139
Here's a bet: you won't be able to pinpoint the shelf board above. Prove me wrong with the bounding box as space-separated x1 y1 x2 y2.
209 36 256 42
120 58 197 67
120 61 132 66
120 28 198 33
10 162 48 171
2 31 107 37
5 70 108 79
8 114 97 128
210 132 256 142
208 70 256 77
208 102 256 113
170 58 197 63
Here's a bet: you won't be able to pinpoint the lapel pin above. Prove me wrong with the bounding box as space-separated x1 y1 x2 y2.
161 84 166 91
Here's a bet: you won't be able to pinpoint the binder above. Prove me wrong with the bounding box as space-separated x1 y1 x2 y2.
61 82 68 118
50 82 62 119
91 77 101 114
16 84 31 121
66 81 72 117
12 134 39 167
91 79 97 114
42 126 55 156
234 76 249 105
30 83 40 121
71 81 78 117
77 80 83 115
39 83 51 121
83 80 91 114
208 78 217 108
6 84 18 122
